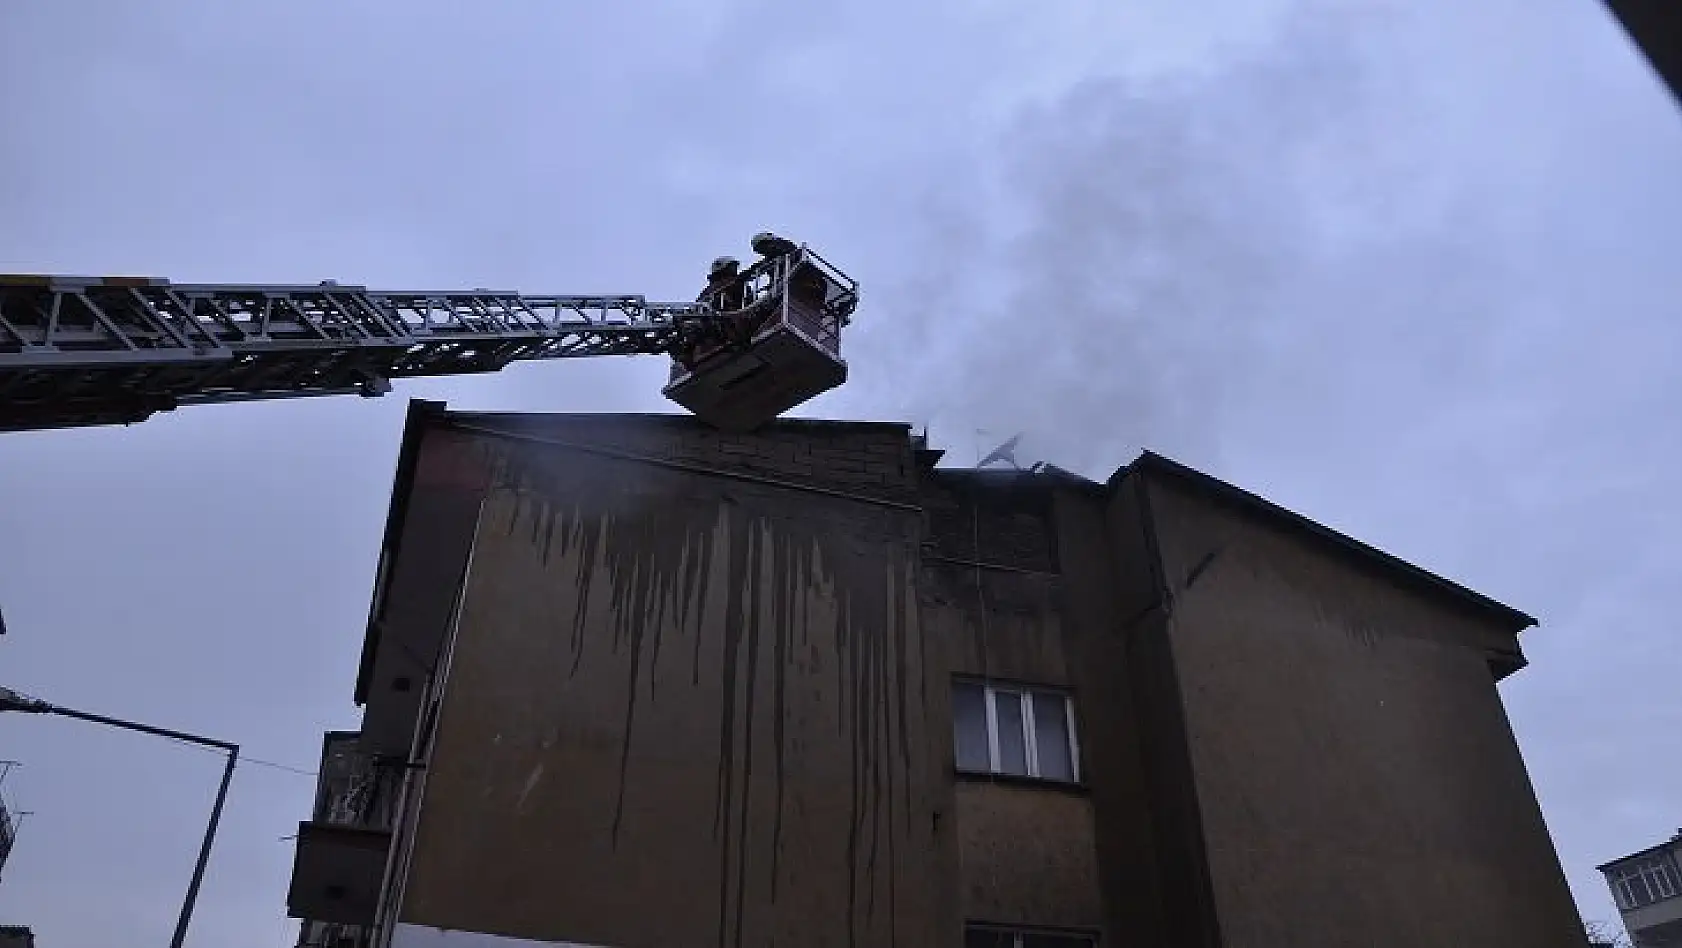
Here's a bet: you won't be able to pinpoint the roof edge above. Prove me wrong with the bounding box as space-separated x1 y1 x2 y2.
447 410 913 434
1597 836 1682 871
1114 451 1538 632
352 399 447 706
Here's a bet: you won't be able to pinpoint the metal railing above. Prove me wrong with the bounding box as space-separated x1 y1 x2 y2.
666 246 855 385
316 753 402 833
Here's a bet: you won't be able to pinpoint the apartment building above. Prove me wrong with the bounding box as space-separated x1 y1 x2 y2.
286 399 1585 947
1600 834 1682 946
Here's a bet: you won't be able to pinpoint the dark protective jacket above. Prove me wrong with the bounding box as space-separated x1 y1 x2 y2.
698 271 746 312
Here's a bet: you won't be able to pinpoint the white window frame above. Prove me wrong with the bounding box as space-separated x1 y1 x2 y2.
957 680 1081 783
1612 856 1681 909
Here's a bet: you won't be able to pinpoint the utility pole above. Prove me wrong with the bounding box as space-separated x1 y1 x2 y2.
0 686 238 948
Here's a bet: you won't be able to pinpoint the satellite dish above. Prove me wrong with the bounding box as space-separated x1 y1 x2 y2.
978 433 1024 469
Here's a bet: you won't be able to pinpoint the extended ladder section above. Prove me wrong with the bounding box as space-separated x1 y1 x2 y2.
0 246 858 433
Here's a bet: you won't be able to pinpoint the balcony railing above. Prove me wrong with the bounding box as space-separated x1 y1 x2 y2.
298 919 370 948
314 741 402 834
289 737 399 934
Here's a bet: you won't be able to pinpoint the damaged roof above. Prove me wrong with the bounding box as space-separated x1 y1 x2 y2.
353 403 1535 703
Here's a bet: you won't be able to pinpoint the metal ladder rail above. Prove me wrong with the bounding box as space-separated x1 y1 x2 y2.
0 277 714 429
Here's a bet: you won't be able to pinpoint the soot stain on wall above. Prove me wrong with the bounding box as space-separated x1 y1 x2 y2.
483 439 922 948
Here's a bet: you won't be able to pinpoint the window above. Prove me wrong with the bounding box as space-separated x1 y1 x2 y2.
953 680 1080 782
965 924 1096 948
1612 856 1682 910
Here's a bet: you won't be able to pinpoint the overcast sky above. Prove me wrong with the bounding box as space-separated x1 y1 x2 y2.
2 0 1679 944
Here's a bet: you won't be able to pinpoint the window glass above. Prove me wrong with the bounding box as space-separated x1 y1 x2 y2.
1613 857 1682 909
1624 874 1653 908
964 928 1014 948
952 679 1081 781
1033 692 1074 781
952 682 991 773
994 691 1029 775
1653 860 1679 898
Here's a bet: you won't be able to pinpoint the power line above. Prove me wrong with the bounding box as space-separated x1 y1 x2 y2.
163 734 317 778
239 756 317 778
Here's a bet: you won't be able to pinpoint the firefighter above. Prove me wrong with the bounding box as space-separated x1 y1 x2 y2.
753 232 827 316
750 232 798 263
699 256 746 311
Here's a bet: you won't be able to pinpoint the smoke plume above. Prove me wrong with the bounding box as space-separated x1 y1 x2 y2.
853 2 1516 478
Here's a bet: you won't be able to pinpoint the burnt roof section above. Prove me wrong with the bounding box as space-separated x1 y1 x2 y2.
927 461 1104 490
1116 451 1537 632
354 409 1537 702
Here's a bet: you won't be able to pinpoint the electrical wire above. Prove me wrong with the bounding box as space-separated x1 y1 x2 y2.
162 734 318 777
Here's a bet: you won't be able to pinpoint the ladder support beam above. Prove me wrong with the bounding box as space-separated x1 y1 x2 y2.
0 280 707 432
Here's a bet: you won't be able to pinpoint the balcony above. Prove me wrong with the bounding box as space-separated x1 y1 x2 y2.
287 733 400 929
1605 848 1682 946
298 919 370 948
314 733 403 833
285 821 390 926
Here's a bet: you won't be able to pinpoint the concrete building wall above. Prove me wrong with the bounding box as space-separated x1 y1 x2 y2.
1624 893 1682 936
1052 485 1176 946
1137 471 1584 947
1069 476 1229 948
389 417 948 947
916 474 1104 935
319 405 1583 948
358 428 492 760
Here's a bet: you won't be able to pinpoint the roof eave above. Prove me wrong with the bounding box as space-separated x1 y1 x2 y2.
351 398 448 706
1113 451 1538 633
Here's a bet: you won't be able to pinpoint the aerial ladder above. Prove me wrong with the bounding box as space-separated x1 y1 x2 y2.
0 235 857 434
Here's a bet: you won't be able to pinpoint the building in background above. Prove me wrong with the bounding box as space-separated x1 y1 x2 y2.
0 926 34 948
287 399 1586 948
1600 834 1682 946
1603 0 1682 103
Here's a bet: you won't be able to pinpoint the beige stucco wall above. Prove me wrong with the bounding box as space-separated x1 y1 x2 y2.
395 428 945 948
1142 472 1584 948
